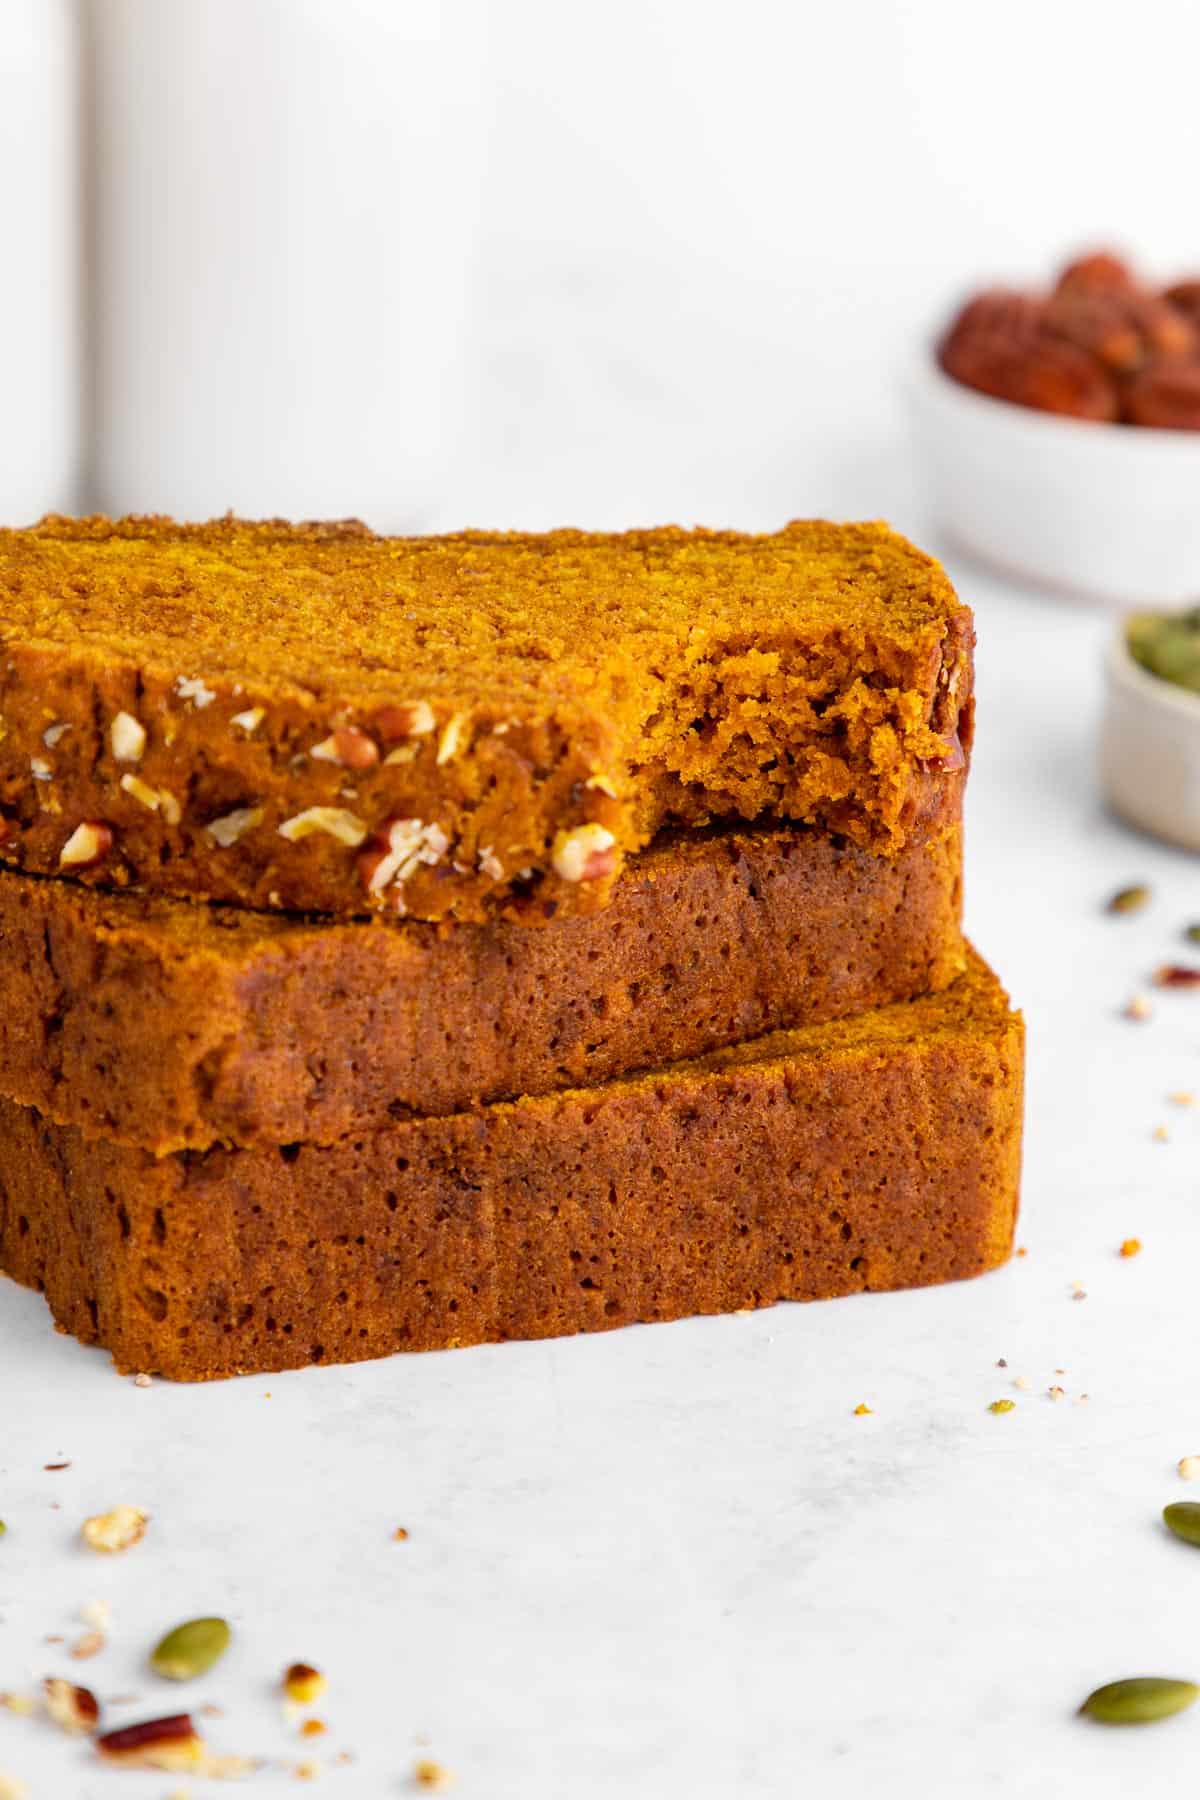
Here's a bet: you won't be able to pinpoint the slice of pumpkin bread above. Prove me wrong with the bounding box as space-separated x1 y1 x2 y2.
0 821 963 1153
0 947 1022 1380
0 515 972 922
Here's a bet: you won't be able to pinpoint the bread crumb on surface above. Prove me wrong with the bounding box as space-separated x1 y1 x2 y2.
414 1759 455 1791
80 1504 148 1554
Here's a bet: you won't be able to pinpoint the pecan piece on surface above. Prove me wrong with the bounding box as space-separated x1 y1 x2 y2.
80 1504 148 1554
43 1677 100 1735
96 1713 203 1771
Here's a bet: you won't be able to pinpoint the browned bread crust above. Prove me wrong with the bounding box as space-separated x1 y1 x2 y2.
0 821 963 1153
0 516 972 922
0 948 1022 1380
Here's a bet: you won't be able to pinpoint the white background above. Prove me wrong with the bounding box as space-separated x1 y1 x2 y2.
7 0 1200 531
3 3 1200 1795
456 0 1200 535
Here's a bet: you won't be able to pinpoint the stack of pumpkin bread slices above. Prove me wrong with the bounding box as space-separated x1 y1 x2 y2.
0 516 1023 1379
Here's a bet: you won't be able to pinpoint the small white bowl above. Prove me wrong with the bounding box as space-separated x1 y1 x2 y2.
910 357 1200 607
1100 628 1200 851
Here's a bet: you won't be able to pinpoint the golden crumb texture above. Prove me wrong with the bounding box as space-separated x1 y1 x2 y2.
0 515 973 922
0 946 1022 1380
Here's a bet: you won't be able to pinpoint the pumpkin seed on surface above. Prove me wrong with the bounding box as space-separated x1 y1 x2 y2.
1164 1502 1200 1546
1079 1677 1199 1725
1107 884 1151 915
149 1617 231 1682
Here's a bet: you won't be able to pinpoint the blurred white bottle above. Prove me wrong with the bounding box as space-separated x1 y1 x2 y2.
88 0 488 525
0 0 80 522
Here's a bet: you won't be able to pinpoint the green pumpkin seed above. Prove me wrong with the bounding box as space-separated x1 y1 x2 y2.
149 1616 231 1681
1185 923 1200 946
1079 1677 1199 1724
1164 1502 1200 1546
1108 885 1151 915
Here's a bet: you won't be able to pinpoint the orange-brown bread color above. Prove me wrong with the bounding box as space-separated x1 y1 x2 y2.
0 516 973 921
0 949 1022 1381
0 822 964 1152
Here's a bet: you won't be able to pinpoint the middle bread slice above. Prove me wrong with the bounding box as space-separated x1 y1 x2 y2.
4 821 963 1153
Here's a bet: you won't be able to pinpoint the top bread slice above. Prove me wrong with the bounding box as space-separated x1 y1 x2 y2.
0 515 973 922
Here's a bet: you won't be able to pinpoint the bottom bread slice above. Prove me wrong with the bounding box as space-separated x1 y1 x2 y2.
0 947 1023 1381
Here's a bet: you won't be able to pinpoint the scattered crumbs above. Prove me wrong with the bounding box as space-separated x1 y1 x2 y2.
1048 1385 1066 1402
392 1527 410 1542
300 1720 327 1739
283 1666 327 1706
1071 1282 1088 1301
69 1629 106 1661
80 1504 148 1553
853 1402 872 1416
132 1372 153 1388
996 1357 1008 1368
44 1635 64 1645
1178 1456 1200 1481
294 1762 321 1782
1013 1375 1032 1392
1123 994 1153 1022
989 1399 1016 1415
332 1752 355 1768
198 1704 225 1720
1169 1091 1196 1108
81 1599 112 1633
0 1695 35 1718
1120 1238 1142 1258
43 1462 70 1472
1153 1125 1171 1143
1153 965 1200 989
414 1760 455 1791
1016 1245 1028 1258
1077 1394 1090 1404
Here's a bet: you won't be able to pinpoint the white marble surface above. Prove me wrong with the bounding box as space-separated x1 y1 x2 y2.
2 554 1200 1798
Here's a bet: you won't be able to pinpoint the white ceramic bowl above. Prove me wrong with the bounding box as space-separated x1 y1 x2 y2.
1100 628 1200 851
910 357 1200 607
